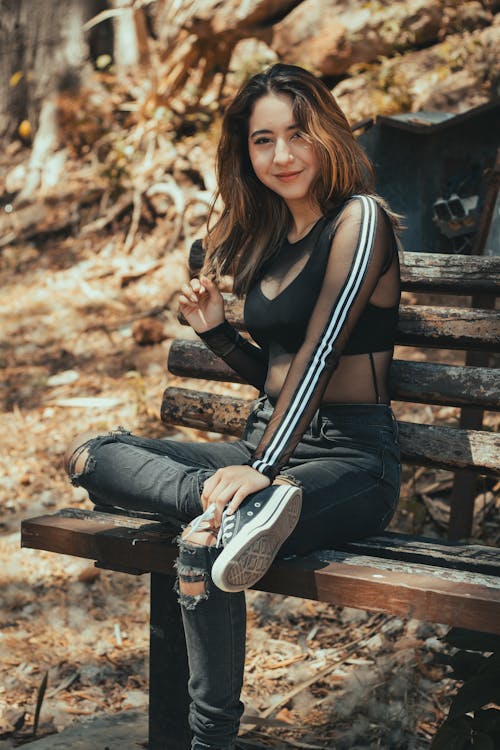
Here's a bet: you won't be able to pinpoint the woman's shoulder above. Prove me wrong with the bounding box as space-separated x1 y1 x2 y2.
336 193 380 216
327 194 394 234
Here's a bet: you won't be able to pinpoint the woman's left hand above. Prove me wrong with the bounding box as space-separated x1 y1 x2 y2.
201 465 271 522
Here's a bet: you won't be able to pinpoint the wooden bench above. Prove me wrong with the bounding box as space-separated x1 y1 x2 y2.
21 249 500 750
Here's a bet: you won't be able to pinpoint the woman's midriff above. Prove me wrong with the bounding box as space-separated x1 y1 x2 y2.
264 349 393 405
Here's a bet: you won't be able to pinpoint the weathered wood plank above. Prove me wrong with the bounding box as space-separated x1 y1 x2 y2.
258 553 500 636
396 305 499 350
160 387 500 474
180 297 500 351
397 420 500 475
169 340 242 382
21 510 500 635
161 387 251 436
21 509 178 574
23 509 500 576
400 252 500 295
188 245 500 295
340 533 500 576
168 340 500 410
390 359 499 409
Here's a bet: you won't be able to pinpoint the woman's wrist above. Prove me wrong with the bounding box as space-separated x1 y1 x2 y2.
244 459 279 481
196 319 229 336
197 320 241 356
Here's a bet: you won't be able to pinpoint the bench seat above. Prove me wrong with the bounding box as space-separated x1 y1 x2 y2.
21 508 500 636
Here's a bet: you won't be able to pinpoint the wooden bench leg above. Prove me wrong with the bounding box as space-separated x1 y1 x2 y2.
149 572 191 750
448 467 477 540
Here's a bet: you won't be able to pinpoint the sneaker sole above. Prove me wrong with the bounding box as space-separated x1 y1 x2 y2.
211 486 302 593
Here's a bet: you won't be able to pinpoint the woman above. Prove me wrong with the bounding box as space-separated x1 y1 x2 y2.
65 64 401 750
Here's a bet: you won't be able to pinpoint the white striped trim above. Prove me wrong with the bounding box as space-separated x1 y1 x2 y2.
252 195 378 474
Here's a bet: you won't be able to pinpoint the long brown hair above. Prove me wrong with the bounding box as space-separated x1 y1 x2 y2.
203 63 400 296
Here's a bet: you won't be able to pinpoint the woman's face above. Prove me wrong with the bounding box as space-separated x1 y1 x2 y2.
247 93 320 210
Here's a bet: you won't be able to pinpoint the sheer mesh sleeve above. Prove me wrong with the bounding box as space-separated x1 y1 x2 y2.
247 195 396 479
197 320 268 391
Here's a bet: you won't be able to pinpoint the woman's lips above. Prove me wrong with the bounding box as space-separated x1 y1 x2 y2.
274 170 303 182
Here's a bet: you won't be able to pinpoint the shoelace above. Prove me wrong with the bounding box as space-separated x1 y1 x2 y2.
220 513 235 545
182 504 233 549
184 499 264 548
218 499 263 546
182 504 217 542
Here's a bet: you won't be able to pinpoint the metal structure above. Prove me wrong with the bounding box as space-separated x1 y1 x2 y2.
357 100 500 254
358 104 500 539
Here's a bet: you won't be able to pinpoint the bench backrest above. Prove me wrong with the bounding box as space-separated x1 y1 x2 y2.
163 251 500 477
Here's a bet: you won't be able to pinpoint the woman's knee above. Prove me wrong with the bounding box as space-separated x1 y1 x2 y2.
63 430 103 477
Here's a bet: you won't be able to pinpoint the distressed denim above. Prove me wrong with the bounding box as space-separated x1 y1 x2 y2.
68 399 400 750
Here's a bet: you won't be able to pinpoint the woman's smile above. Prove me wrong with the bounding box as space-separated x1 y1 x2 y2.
274 169 304 181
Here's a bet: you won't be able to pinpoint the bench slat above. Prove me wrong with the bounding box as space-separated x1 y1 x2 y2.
400 252 500 295
21 509 178 575
396 305 499 350
168 340 500 410
160 387 500 475
21 510 500 635
27 510 499 575
189 246 500 296
339 532 500 576
192 297 500 351
260 553 500 636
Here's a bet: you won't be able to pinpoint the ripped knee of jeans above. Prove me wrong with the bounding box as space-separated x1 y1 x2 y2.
274 472 303 490
67 442 96 485
175 558 210 610
175 534 218 610
66 427 131 486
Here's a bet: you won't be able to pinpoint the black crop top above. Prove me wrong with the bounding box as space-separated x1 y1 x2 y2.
244 215 398 356
197 195 400 479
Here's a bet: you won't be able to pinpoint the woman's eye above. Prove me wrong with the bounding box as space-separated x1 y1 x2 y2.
254 137 271 145
291 131 303 140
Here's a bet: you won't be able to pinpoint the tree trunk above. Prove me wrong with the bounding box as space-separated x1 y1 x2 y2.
0 0 104 142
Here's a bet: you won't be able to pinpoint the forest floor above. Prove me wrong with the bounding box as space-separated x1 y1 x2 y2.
1 142 499 750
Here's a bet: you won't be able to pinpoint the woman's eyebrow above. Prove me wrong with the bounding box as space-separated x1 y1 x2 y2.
250 123 300 138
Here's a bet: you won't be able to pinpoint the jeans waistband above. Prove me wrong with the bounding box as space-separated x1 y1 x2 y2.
257 396 396 428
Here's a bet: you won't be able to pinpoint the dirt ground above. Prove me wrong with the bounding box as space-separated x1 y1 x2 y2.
1 198 499 749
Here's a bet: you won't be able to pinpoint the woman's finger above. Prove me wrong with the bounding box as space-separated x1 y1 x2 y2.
180 283 198 303
224 489 248 515
204 482 236 508
178 294 193 308
199 275 215 292
190 277 206 295
201 472 222 504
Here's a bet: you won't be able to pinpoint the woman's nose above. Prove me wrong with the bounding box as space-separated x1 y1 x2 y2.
273 139 293 165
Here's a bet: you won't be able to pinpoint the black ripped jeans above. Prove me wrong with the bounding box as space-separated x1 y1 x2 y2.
68 399 400 750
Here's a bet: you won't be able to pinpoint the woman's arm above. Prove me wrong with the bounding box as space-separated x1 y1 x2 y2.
178 254 268 392
197 320 268 392
246 195 398 479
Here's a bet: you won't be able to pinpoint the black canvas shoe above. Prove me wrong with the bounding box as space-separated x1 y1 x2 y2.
211 484 302 593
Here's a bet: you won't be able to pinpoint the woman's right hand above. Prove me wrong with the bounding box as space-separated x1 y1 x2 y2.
178 275 225 333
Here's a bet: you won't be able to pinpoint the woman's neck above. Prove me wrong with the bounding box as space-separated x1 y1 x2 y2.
287 207 324 243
